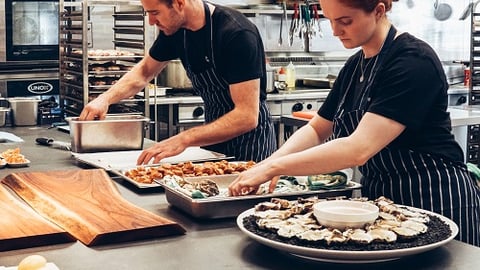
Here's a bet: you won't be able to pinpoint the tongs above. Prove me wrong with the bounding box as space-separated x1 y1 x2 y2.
311 4 323 38
289 1 300 46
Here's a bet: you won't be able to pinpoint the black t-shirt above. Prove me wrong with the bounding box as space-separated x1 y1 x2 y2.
319 32 464 162
149 4 267 101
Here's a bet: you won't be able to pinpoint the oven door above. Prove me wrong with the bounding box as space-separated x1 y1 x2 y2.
5 0 59 61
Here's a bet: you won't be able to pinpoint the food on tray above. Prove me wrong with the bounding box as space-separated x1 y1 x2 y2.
307 171 348 190
17 254 47 270
90 64 106 72
1 147 29 164
124 160 256 184
163 173 349 199
91 79 107 86
242 196 452 250
165 175 219 198
121 65 133 71
88 49 135 57
107 65 121 71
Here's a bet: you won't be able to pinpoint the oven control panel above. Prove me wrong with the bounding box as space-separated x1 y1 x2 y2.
280 100 324 115
177 104 205 123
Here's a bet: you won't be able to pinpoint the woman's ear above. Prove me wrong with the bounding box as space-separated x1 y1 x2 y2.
375 3 386 19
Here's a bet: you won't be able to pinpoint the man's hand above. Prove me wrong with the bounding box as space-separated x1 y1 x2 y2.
78 95 110 121
136 135 189 165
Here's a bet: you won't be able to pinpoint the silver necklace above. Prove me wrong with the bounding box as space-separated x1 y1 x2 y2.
359 53 379 83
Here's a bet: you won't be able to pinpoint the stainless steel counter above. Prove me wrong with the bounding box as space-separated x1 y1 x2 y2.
0 127 479 269
148 89 330 105
448 107 480 127
149 90 329 141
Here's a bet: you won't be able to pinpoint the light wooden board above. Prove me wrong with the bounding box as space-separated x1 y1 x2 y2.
2 169 185 246
0 184 73 251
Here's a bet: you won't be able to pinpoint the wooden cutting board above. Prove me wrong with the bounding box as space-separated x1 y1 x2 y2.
0 185 73 251
2 169 186 246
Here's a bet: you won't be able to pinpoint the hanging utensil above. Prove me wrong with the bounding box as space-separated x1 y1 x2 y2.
459 2 479 20
303 5 312 40
312 4 323 38
433 0 452 21
406 0 414 9
278 1 285 46
289 1 300 46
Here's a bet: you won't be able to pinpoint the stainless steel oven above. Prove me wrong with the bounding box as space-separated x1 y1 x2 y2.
0 0 59 74
3 0 59 62
0 0 60 99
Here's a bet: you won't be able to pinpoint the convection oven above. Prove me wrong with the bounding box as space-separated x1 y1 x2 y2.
0 0 60 99
3 0 59 63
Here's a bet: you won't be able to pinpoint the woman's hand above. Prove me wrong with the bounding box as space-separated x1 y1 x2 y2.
228 162 279 196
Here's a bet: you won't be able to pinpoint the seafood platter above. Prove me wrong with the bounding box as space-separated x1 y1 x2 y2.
237 196 458 263
154 167 361 219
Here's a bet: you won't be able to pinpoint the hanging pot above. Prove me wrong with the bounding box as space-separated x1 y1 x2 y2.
158 59 192 89
433 0 452 21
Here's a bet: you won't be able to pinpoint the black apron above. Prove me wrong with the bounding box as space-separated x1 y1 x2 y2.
333 26 480 246
182 2 276 162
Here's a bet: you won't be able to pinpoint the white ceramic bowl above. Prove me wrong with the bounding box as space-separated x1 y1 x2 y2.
313 200 379 230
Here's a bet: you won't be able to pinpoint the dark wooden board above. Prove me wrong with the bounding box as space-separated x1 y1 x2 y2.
2 169 186 246
0 185 74 251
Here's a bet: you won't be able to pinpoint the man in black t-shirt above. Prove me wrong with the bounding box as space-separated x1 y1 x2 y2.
79 0 276 164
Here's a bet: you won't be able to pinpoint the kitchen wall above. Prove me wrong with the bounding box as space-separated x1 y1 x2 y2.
214 0 472 82
90 1 472 81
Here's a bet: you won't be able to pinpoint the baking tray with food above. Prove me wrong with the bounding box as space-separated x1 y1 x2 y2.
0 148 31 168
155 170 362 219
112 159 248 189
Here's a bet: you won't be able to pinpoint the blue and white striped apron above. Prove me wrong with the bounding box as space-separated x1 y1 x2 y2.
182 2 276 162
333 26 480 246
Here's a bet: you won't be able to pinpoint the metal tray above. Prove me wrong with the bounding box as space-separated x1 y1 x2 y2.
110 157 239 189
111 170 163 189
157 173 362 219
72 147 229 171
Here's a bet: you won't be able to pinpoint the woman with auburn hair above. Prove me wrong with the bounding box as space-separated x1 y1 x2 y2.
229 0 480 246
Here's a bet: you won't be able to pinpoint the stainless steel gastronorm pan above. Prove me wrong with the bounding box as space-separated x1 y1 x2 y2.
67 115 150 153
158 174 362 219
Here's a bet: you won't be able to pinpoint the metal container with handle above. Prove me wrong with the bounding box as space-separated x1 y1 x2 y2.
67 115 150 153
158 59 192 89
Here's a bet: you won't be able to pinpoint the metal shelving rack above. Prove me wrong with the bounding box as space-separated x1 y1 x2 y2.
466 1 480 165
59 0 149 118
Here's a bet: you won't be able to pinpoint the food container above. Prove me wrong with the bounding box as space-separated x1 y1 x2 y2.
8 97 40 126
158 174 362 219
67 115 150 153
0 107 10 127
313 200 379 230
0 98 9 127
157 59 192 89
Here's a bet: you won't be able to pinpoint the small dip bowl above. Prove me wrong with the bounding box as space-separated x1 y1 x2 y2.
313 200 379 230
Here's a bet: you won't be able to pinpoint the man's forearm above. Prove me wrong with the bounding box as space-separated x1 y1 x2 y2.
100 68 151 104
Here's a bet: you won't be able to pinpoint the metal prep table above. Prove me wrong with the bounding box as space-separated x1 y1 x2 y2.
148 90 329 143
0 126 479 269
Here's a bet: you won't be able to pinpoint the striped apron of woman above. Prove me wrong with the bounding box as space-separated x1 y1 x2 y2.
182 2 276 162
333 26 480 246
